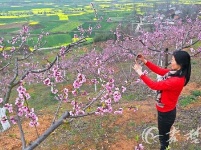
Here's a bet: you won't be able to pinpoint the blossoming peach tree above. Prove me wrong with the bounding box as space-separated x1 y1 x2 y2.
0 3 201 150
0 25 128 149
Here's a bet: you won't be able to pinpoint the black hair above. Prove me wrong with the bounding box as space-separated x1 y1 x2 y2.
171 50 191 86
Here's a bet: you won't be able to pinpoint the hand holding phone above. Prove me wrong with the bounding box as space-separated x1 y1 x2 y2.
135 54 147 64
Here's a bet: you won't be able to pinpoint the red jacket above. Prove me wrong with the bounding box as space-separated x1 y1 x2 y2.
140 61 185 112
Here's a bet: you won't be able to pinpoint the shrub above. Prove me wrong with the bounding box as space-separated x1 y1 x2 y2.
93 32 115 43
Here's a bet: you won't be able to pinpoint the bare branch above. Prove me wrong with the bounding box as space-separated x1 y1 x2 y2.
24 111 70 150
16 112 26 149
182 39 200 49
0 62 10 71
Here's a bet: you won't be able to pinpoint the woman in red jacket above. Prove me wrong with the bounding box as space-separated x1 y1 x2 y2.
133 50 191 150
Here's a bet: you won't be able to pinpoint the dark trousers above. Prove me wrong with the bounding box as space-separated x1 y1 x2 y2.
158 108 176 150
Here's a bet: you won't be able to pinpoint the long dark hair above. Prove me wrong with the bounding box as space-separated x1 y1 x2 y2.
172 50 191 86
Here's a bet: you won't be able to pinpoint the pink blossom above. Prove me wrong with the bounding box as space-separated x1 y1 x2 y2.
76 110 85 116
0 37 4 44
69 111 74 116
143 70 148 75
135 144 144 150
10 116 17 124
113 91 121 102
121 86 126 93
43 78 51 86
109 78 114 83
72 90 77 96
114 108 123 114
21 36 27 42
0 98 3 103
105 98 111 105
17 86 26 93
96 24 101 29
24 109 39 127
4 103 13 113
15 98 24 107
190 48 195 53
77 73 86 83
18 108 24 116
103 93 109 99
91 79 99 84
95 107 104 115
11 46 16 52
135 79 141 83
63 88 68 95
106 18 112 22
73 80 82 89
69 101 85 116
22 106 29 114
108 107 113 113
55 76 63 82
2 51 9 59
108 68 114 74
95 58 102 66
29 120 39 127
11 37 17 44
81 91 88 96
51 88 58 94
52 68 63 82
105 82 114 92
59 46 66 56
22 26 29 34
133 107 138 112
24 93 31 100
103 106 113 113
16 85 31 100
95 112 103 115
198 32 201 40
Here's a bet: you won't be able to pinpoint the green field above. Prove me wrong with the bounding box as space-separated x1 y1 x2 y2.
1 0 201 47
0 0 136 47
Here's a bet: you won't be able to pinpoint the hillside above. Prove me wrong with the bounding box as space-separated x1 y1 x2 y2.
0 82 201 150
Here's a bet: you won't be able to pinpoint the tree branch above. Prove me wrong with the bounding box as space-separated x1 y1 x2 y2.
24 111 70 150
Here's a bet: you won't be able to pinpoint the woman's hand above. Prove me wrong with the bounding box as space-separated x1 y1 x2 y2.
133 63 143 76
136 54 147 64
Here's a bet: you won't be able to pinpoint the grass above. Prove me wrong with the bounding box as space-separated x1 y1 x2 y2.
0 28 20 34
50 21 82 33
123 93 138 101
24 33 72 47
179 90 201 107
43 34 72 47
23 83 58 111
66 115 119 149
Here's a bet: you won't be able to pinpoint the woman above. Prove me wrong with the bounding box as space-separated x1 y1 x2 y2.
133 50 191 150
